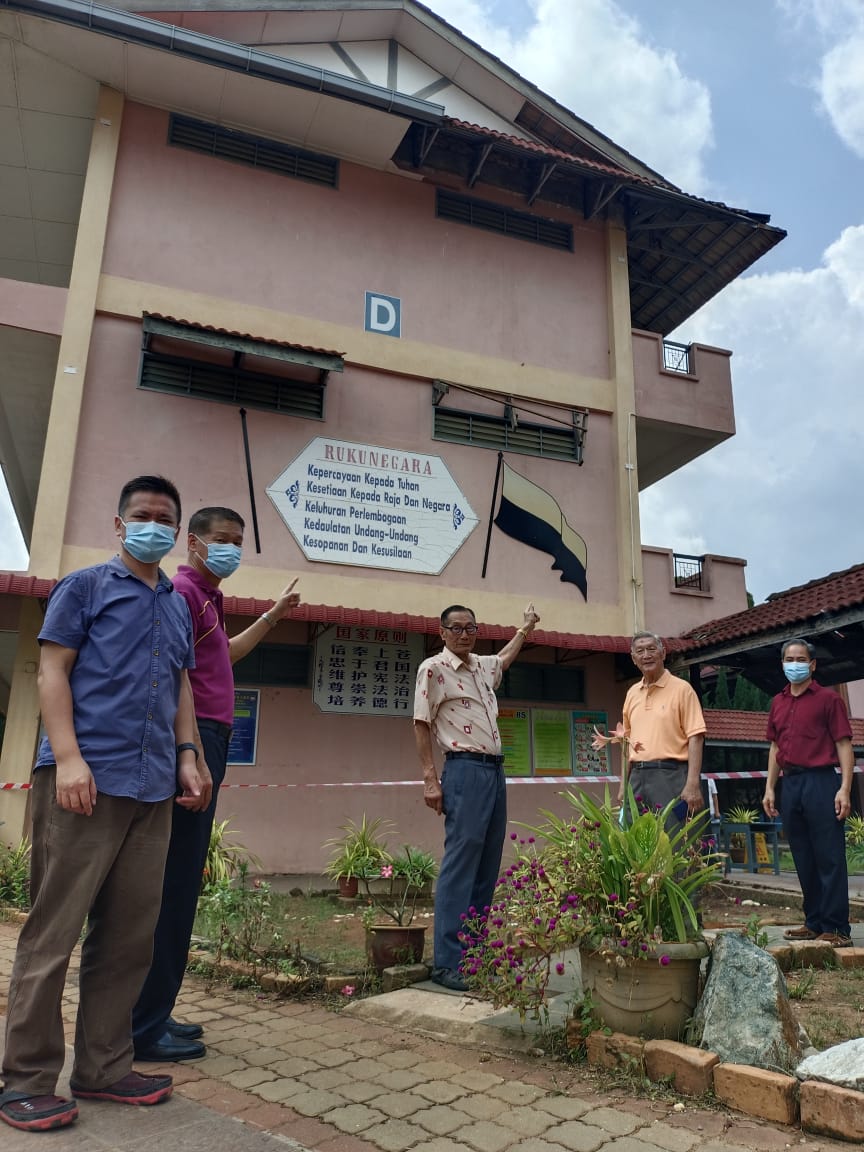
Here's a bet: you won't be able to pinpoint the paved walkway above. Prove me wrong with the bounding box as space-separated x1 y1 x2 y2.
0 896 856 1152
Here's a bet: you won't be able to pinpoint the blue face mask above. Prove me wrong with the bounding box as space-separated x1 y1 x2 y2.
197 537 242 579
783 661 812 684
121 520 177 564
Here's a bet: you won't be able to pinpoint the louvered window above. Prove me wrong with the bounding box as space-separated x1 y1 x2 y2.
433 407 582 461
140 355 325 418
437 190 572 251
139 316 343 419
500 665 585 703
168 114 339 188
234 644 311 687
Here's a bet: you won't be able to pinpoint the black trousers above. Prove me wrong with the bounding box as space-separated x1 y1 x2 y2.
132 720 231 1049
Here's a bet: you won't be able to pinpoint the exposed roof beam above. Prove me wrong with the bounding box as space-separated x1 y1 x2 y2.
527 162 557 206
585 179 622 221
414 125 440 167
467 142 494 189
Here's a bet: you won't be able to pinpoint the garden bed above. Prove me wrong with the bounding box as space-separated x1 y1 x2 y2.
187 885 864 1053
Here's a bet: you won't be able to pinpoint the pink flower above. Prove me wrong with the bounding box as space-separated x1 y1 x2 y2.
341 985 355 996
380 864 394 879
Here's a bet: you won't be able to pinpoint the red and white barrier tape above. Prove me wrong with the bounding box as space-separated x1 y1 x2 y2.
3 767 862 792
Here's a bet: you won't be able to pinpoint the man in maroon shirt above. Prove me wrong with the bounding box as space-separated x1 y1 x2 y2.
763 638 854 946
133 507 300 1060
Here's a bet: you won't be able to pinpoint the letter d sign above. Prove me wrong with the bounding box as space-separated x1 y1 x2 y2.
364 291 401 338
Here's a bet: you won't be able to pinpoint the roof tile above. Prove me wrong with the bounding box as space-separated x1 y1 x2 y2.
682 562 864 651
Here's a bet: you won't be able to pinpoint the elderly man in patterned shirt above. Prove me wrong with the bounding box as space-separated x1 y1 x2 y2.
414 601 540 992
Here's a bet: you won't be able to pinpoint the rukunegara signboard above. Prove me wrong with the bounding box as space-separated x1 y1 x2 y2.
266 437 479 574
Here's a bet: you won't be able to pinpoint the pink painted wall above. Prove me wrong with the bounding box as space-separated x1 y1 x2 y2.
847 680 864 719
641 547 748 637
216 627 628 874
632 330 734 436
102 104 610 378
65 315 621 605
0 278 66 336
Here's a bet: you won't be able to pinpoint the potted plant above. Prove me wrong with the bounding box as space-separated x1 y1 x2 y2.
323 815 393 898
361 845 438 973
461 787 720 1039
723 804 760 865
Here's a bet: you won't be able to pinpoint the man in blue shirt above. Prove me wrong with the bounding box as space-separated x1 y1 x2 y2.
0 476 207 1135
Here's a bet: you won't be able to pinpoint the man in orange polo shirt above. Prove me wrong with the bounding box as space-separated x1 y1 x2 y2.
621 630 706 826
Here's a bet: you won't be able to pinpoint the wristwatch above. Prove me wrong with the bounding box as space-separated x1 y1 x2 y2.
176 742 199 760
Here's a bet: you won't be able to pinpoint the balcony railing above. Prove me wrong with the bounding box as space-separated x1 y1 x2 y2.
663 340 691 374
673 553 705 590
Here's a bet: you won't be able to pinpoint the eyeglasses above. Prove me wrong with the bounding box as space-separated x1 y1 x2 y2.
443 624 478 636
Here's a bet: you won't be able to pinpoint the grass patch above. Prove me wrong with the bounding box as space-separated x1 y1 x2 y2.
193 889 373 973
785 965 864 1049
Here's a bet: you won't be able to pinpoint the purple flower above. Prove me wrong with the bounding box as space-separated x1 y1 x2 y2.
608 893 618 903
619 939 629 948
659 954 671 966
514 974 524 984
556 963 565 975
510 832 518 840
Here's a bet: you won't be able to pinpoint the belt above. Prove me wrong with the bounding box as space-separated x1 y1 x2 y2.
629 759 687 770
197 718 233 739
444 751 504 767
782 764 836 776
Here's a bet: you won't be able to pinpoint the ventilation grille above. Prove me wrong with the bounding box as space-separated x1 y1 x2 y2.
234 644 311 687
169 114 339 188
434 408 581 461
501 665 585 703
140 355 324 419
437 190 572 251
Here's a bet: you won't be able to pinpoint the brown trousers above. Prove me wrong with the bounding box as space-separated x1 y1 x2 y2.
2 768 173 1094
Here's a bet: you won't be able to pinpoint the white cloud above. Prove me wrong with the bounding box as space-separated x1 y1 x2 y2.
820 35 864 158
640 225 864 602
427 0 714 191
775 0 864 157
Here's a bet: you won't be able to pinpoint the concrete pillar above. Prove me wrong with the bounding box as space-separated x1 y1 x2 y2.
606 217 644 634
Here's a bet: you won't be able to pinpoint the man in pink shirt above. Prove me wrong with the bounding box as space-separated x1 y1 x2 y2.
133 506 300 1061
414 601 540 992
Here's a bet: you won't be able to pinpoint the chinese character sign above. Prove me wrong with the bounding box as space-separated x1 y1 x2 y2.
313 625 424 716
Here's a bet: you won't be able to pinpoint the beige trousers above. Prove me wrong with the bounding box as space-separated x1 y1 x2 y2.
2 768 172 1094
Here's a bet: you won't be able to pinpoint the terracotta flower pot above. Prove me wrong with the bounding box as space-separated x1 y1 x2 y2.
337 875 359 899
365 925 426 974
579 940 709 1041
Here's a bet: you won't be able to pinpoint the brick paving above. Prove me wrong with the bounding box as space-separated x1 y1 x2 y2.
0 918 854 1151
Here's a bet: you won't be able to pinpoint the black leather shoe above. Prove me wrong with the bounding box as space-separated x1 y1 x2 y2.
430 967 468 993
167 1017 204 1040
134 1032 206 1062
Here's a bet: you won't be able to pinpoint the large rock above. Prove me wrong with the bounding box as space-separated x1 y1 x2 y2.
796 1038 864 1090
686 932 807 1071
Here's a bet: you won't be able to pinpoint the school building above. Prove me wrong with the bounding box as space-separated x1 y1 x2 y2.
0 0 788 872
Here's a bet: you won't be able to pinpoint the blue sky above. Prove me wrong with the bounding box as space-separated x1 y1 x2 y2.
3 0 862 604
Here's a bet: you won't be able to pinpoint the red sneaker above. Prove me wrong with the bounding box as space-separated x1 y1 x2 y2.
0 1091 79 1131
70 1071 173 1105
